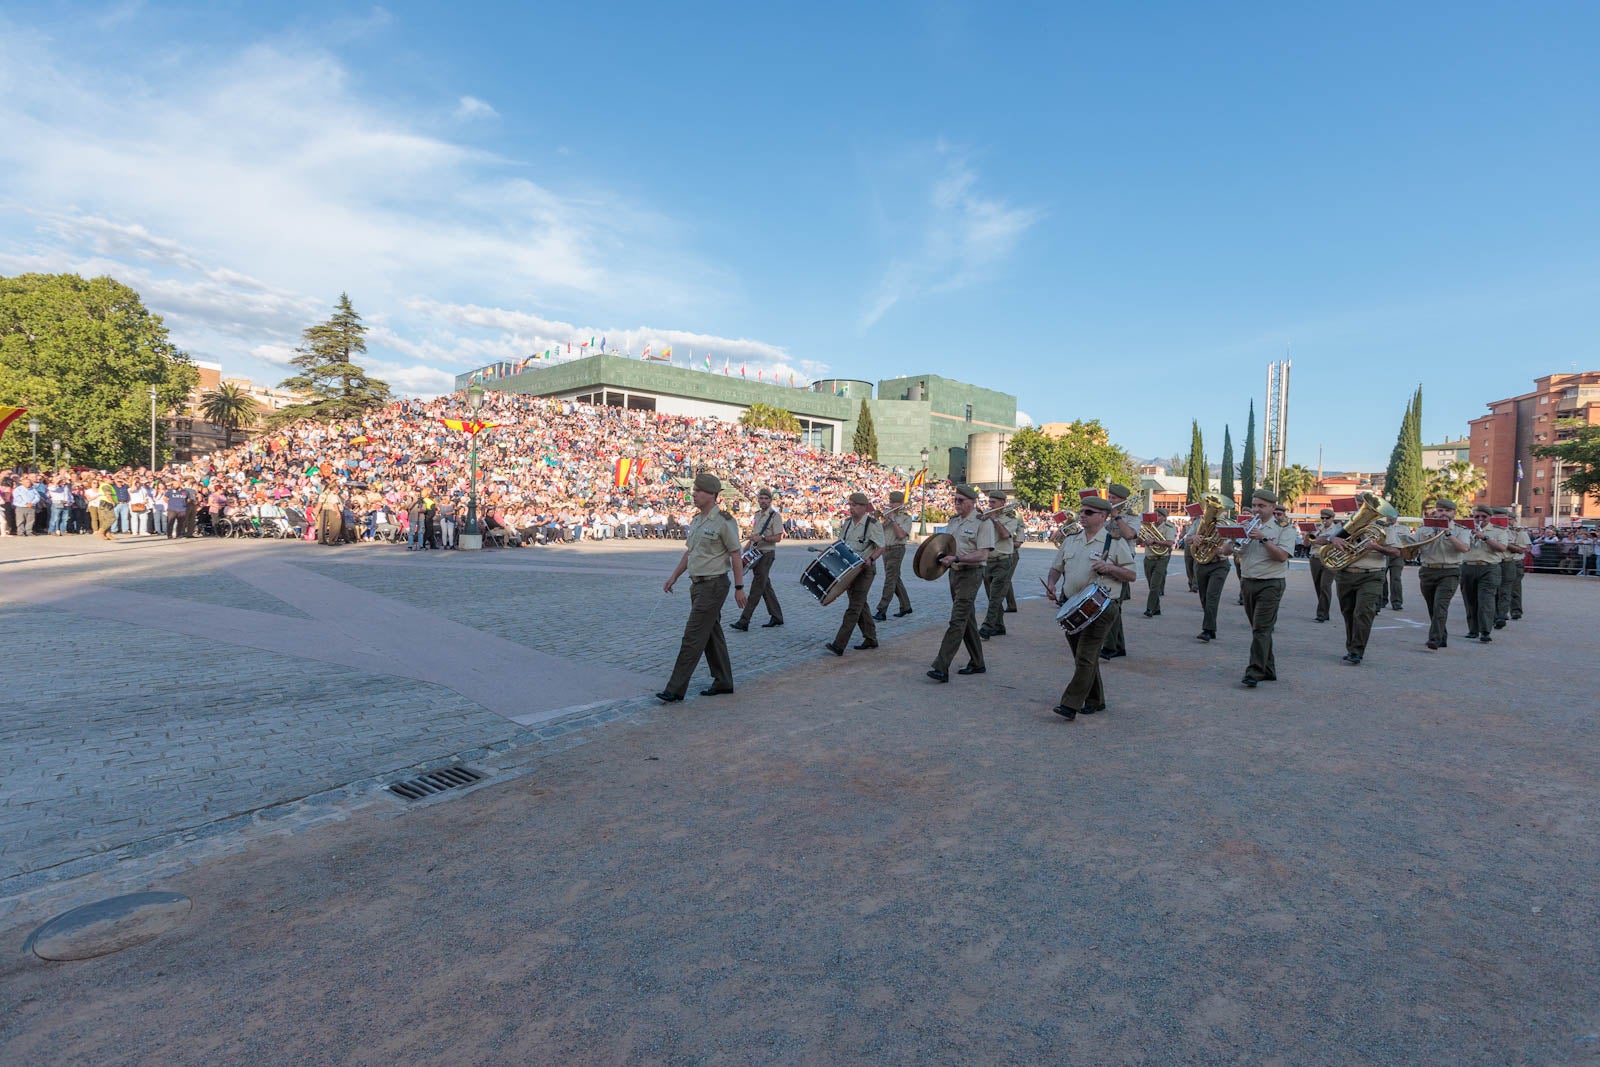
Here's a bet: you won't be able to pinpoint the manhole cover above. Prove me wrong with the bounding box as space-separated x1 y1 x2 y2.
388 765 486 801
25 891 192 961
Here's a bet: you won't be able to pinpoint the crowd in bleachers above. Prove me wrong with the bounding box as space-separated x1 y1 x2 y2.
0 391 968 546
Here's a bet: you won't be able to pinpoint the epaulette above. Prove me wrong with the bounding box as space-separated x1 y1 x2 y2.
719 509 733 520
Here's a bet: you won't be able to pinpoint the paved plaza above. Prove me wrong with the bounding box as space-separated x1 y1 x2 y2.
1 535 1596 1063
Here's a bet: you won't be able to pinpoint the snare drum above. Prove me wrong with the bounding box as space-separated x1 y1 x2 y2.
740 544 763 569
1054 584 1113 634
799 540 867 605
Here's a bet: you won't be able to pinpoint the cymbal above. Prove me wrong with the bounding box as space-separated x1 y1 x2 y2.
913 532 956 581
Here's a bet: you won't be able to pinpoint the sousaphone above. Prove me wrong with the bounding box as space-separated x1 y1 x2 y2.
913 533 957 580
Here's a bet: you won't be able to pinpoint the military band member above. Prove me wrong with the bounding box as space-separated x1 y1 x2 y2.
1318 506 1400 665
1182 525 1198 593
1141 509 1178 617
825 493 887 655
1410 498 1471 650
1221 489 1299 687
873 491 915 621
1379 515 1410 611
658 473 747 702
1308 508 1337 622
1193 508 1232 643
927 486 995 683
1100 483 1139 659
980 490 1021 639
1045 496 1137 720
1459 504 1509 642
1496 508 1531 623
732 488 785 631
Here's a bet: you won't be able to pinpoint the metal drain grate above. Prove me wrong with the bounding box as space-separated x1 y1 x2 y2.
388 765 486 801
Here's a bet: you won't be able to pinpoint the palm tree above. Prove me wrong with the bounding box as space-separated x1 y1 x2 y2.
1276 463 1318 510
199 382 257 451
1425 459 1486 506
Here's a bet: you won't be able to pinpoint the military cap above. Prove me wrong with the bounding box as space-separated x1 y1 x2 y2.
955 485 979 501
1434 498 1457 511
757 487 774 498
1108 483 1132 500
1079 495 1113 513
1320 508 1335 519
987 489 1007 502
1492 506 1510 516
848 492 871 506
1252 488 1278 503
1154 508 1169 518
693 472 722 494
889 490 905 504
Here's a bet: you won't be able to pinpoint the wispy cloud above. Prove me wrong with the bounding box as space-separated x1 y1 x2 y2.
861 142 1042 329
453 95 498 120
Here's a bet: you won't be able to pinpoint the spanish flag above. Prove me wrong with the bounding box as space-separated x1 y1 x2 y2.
908 467 928 490
440 418 499 434
349 435 370 446
0 405 25 441
613 457 644 488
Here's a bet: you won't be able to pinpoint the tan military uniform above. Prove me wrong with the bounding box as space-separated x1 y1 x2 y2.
1051 527 1135 711
1237 519 1300 682
1052 529 1136 598
932 511 996 673
876 509 914 616
1326 520 1387 660
1460 522 1508 636
1381 522 1411 609
982 512 1023 635
1308 519 1339 620
832 514 886 649
1237 520 1299 580
1142 519 1178 616
1498 526 1532 621
665 508 743 696
736 505 784 627
1412 520 1470 646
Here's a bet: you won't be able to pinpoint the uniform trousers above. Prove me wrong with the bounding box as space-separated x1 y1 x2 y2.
737 550 784 625
1060 600 1119 711
1183 546 1197 591
1102 581 1131 655
1308 555 1334 619
932 567 985 673
1143 552 1170 614
1336 568 1385 657
1419 566 1460 646
832 564 878 648
982 552 1016 631
1459 563 1501 635
875 543 912 614
665 574 734 697
1240 577 1285 681
1383 557 1406 609
316 508 343 545
1195 560 1230 632
1497 557 1522 620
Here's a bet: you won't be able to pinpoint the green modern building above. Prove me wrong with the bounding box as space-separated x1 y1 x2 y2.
459 356 1017 482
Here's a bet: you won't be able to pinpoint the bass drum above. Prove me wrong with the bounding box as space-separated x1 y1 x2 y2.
799 540 866 605
1054 584 1113 635
912 533 957 581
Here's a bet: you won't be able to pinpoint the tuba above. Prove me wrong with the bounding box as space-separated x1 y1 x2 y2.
1188 494 1229 563
1139 516 1172 557
1317 492 1400 570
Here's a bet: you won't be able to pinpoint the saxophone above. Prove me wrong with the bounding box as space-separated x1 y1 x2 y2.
1188 494 1228 564
1317 492 1400 570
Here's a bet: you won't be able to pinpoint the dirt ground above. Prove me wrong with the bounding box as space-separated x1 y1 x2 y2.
2 573 1596 1065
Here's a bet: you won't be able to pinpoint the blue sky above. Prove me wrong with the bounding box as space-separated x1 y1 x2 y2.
2 2 1596 470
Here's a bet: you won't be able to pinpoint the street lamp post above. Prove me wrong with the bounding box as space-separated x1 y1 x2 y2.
149 386 159 471
51 439 60 470
919 446 931 536
28 418 40 470
460 384 486 550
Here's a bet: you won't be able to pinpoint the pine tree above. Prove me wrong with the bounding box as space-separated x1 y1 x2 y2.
1240 400 1257 504
852 398 878 461
277 293 392 422
1185 421 1207 506
1220 425 1235 507
1384 386 1426 513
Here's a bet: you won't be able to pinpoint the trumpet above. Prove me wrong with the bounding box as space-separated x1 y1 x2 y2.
1232 515 1265 549
978 503 1018 521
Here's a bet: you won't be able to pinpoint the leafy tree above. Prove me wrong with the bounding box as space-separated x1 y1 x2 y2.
199 381 257 451
1165 453 1184 473
1239 400 1257 504
1004 421 1131 508
739 402 801 434
1533 421 1600 500
276 293 391 422
1184 421 1207 505
0 272 197 470
1276 463 1318 510
1424 459 1487 507
1219 425 1235 507
1384 386 1426 513
851 398 878 460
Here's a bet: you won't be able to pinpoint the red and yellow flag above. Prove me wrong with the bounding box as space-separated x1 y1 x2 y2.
0 406 26 441
907 467 928 490
440 418 499 434
613 457 645 488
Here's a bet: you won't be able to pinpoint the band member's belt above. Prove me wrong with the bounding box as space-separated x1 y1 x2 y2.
1462 561 1494 567
1421 564 1460 569
691 574 727 583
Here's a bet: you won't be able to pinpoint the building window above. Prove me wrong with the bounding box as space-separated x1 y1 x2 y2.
1533 487 1543 496
1536 470 1545 478
964 404 973 423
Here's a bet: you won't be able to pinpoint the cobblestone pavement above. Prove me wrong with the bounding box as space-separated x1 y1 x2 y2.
0 546 1594 1064
0 534 1053 917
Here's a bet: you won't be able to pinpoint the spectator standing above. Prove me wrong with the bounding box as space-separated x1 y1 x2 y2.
112 476 132 533
48 475 72 535
95 475 118 540
163 482 190 539
11 476 40 536
128 478 152 535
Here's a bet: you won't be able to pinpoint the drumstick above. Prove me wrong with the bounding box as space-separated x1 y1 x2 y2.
1039 577 1059 605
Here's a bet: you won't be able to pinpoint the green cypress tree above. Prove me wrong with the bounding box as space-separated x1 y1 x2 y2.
852 398 878 461
1240 401 1257 504
277 293 392 421
1219 425 1235 508
1185 421 1207 506
1384 386 1426 513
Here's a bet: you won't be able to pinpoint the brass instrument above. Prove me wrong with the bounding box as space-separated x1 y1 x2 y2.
1317 492 1400 570
1399 522 1455 561
1050 509 1083 544
1188 494 1229 563
1231 515 1265 550
977 503 1018 521
1139 516 1172 557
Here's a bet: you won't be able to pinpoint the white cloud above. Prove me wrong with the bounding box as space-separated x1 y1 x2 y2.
0 26 772 396
861 143 1041 329
1015 411 1033 428
454 95 497 120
